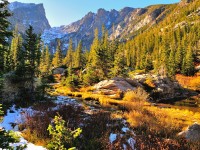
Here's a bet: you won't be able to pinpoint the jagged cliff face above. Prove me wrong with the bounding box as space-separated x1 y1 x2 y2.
9 0 198 53
42 4 175 52
41 7 135 52
8 2 51 34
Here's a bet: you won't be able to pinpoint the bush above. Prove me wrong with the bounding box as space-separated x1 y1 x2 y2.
82 70 99 86
123 87 149 102
47 115 82 150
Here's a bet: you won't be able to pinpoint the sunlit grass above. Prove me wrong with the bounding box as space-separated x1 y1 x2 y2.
176 74 200 91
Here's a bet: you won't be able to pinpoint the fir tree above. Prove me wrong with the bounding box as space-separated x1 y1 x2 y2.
44 46 51 75
10 26 23 70
167 47 176 78
74 41 82 68
0 0 12 72
63 38 73 68
52 39 62 68
88 28 99 67
23 26 41 100
182 44 195 76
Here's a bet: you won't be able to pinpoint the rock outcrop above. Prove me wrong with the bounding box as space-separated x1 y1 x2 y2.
132 74 185 101
179 123 200 142
42 5 171 52
8 2 51 34
93 77 142 96
52 68 65 75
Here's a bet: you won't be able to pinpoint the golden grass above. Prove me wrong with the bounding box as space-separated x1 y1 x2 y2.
52 85 124 107
22 129 49 146
52 83 200 148
123 100 200 138
176 74 200 91
123 87 149 103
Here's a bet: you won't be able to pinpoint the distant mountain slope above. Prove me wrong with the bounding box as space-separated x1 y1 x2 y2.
8 1 51 34
41 4 179 52
8 0 199 54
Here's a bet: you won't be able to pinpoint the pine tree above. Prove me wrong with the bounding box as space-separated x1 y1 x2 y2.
39 43 46 75
111 45 127 77
182 44 195 76
23 26 41 100
175 43 183 72
0 0 12 72
44 46 51 75
39 44 51 76
88 28 99 67
63 38 73 68
52 39 62 68
10 26 23 70
74 41 82 68
167 47 176 78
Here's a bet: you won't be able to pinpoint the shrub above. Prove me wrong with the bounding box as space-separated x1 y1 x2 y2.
47 115 82 150
22 104 84 145
82 69 99 86
123 87 149 102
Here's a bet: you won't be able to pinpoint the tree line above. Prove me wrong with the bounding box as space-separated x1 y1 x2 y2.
1 0 199 97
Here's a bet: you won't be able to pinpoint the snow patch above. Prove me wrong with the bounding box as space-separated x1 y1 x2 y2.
109 133 117 143
41 27 68 44
127 138 135 150
122 127 129 133
0 106 47 150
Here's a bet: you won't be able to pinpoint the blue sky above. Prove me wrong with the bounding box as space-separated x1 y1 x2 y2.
8 0 180 27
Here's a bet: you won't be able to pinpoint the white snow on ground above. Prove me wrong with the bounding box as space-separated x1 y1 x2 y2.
109 119 136 149
122 127 129 133
127 138 136 150
109 133 117 143
0 105 47 150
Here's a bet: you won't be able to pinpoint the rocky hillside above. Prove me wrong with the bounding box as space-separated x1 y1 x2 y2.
42 5 176 52
8 1 51 34
8 0 199 53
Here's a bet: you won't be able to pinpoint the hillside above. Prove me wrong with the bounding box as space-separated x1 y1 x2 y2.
41 4 178 52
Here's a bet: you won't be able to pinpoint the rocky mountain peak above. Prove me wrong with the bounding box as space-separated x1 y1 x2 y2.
8 1 51 34
8 1 37 11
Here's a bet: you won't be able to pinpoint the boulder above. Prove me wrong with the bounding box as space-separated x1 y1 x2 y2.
178 123 200 142
52 68 65 75
93 77 142 96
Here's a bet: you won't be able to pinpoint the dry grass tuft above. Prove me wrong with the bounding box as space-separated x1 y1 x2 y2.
176 74 200 91
123 87 149 103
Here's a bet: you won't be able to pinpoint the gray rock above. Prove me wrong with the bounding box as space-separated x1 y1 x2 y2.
8 2 51 34
179 123 200 142
52 68 65 75
93 78 142 97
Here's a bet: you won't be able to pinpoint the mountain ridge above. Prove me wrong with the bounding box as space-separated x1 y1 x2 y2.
8 1 51 34
8 0 199 54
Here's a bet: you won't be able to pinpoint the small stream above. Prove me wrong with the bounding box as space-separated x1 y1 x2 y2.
157 95 200 113
0 95 136 150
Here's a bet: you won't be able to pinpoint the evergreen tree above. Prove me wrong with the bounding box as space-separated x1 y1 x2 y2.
167 47 176 78
74 41 82 68
175 43 183 72
44 46 51 74
88 28 99 67
0 0 12 72
23 26 41 100
111 46 127 77
182 44 195 76
10 26 23 70
52 39 62 68
63 38 73 68
39 43 50 76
